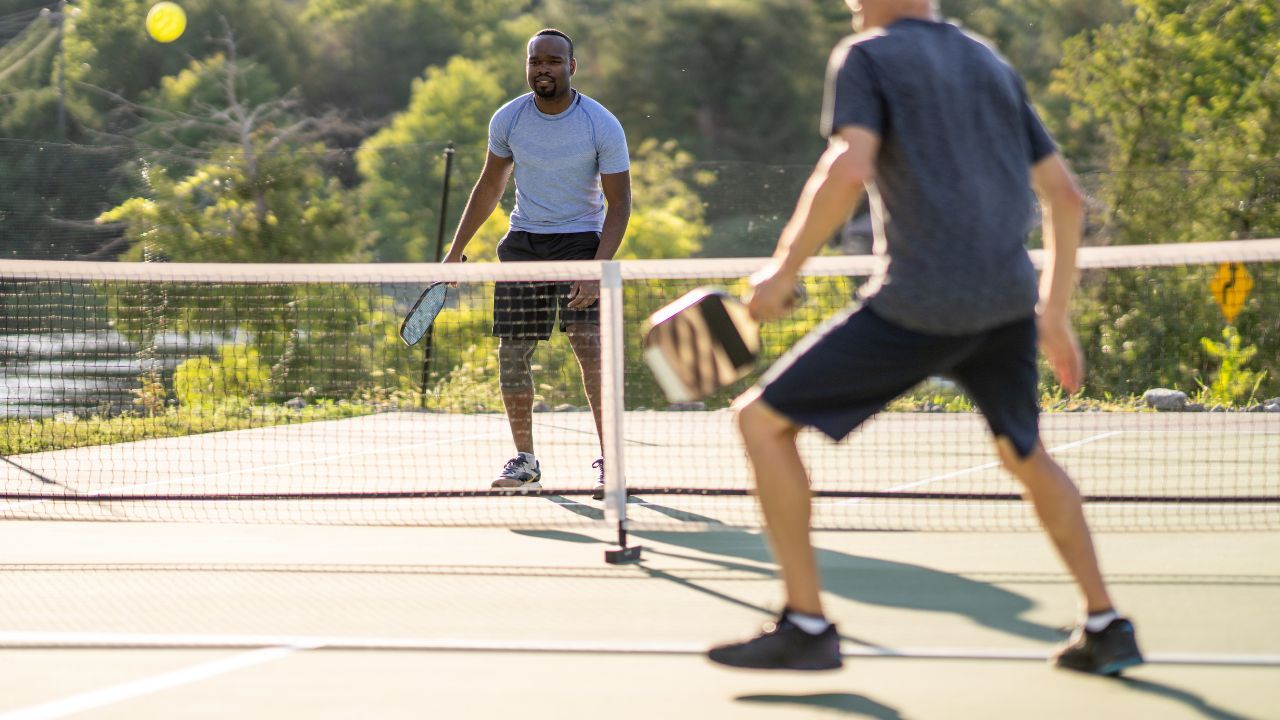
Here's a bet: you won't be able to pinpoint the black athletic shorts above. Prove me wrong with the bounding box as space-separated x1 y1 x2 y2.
760 305 1041 457
492 230 601 340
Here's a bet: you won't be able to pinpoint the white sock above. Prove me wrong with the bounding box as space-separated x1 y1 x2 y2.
1085 609 1119 633
518 452 537 465
785 610 831 635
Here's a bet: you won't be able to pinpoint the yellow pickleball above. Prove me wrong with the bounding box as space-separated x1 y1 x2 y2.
146 2 186 43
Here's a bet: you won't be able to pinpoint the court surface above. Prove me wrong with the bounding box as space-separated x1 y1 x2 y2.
1 411 1277 718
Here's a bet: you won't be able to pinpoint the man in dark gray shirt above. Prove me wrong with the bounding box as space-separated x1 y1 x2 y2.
707 0 1143 675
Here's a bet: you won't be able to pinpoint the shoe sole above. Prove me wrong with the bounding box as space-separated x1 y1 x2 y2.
491 480 543 493
1094 654 1144 676
1054 653 1144 676
706 655 844 672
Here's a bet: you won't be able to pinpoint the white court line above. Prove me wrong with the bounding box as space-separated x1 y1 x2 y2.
0 631 1276 668
0 645 306 720
837 431 1124 504
1 429 509 512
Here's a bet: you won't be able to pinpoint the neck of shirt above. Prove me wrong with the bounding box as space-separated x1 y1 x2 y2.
534 89 578 117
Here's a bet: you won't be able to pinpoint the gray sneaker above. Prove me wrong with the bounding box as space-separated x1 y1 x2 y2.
591 457 605 501
492 455 542 491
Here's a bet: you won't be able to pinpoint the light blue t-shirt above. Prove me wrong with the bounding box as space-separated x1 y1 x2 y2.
488 91 630 234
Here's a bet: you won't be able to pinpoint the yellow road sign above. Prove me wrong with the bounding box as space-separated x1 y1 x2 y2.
1210 262 1252 324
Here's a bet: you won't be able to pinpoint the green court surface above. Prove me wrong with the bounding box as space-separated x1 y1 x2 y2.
0 521 1276 719
2 410 1276 717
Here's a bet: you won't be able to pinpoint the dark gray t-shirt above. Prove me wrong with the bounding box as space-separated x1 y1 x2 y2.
823 19 1057 335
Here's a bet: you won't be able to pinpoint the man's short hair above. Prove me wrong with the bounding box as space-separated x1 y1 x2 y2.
532 28 574 60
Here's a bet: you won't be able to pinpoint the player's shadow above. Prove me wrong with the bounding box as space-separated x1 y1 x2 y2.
530 496 1062 645
529 500 1252 720
736 693 904 719
1115 677 1254 720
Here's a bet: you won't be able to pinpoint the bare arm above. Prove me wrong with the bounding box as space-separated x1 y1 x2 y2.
749 126 878 320
1031 153 1086 392
595 170 631 261
444 151 514 262
567 170 631 308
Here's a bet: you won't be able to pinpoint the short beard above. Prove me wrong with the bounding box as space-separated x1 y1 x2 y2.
533 83 557 99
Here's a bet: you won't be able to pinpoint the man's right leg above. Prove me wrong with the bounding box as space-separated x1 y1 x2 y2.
735 389 823 616
492 337 542 490
705 387 842 671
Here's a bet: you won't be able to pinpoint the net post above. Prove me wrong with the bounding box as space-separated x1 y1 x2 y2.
600 260 640 564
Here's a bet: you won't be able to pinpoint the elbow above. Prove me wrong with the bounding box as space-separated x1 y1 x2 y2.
826 152 873 190
1046 181 1085 221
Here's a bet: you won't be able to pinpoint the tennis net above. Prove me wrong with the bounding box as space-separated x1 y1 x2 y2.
2 239 1278 532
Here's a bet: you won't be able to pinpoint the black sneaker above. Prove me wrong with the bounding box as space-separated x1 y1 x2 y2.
591 457 605 501
1054 617 1144 676
708 614 843 671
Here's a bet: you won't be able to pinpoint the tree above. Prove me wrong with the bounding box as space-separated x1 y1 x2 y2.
66 0 309 110
98 33 368 263
301 0 460 118
1055 0 1279 244
617 138 709 259
357 55 508 262
1053 0 1279 400
585 0 842 164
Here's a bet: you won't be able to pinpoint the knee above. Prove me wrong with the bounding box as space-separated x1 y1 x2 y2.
996 437 1075 493
565 323 599 349
995 436 1040 475
498 339 536 393
733 389 795 442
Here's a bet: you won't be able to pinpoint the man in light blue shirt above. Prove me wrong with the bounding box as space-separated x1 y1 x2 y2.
444 29 631 501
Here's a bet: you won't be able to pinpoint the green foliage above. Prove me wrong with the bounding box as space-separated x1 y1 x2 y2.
358 56 506 261
301 0 461 117
1072 264 1279 401
425 344 503 413
67 0 309 106
1048 1 1280 402
173 343 272 410
131 368 167 417
0 138 133 259
619 139 711 260
588 0 839 164
1198 325 1266 406
101 144 368 263
0 400 377 456
1054 0 1280 241
134 54 284 156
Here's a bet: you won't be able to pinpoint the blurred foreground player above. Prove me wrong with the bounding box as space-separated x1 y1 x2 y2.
707 0 1143 675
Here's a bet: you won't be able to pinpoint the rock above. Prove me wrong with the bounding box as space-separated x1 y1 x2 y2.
1265 401 1280 413
284 397 307 410
553 403 578 412
532 401 551 412
1185 403 1205 412
668 401 706 411
1142 388 1187 411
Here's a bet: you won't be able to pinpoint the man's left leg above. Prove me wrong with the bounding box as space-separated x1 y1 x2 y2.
954 317 1143 676
566 322 606 499
996 439 1143 675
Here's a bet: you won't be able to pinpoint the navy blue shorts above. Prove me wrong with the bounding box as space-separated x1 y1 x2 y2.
492 230 600 340
760 305 1041 457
